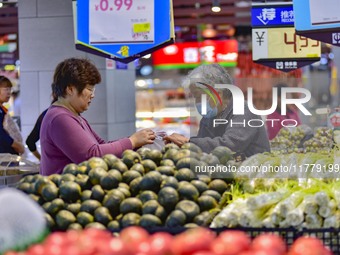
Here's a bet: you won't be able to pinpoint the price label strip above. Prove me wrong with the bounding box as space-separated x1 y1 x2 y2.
89 0 154 44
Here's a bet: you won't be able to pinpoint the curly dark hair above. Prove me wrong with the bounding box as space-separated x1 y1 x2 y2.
52 58 101 98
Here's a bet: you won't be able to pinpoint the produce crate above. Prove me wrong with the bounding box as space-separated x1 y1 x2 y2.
0 153 39 188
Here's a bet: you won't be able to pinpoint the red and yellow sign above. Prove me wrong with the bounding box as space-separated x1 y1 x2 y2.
153 40 238 69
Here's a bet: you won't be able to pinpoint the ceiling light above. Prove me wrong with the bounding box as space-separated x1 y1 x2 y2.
211 0 221 12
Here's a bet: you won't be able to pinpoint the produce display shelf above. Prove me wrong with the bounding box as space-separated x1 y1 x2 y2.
0 153 39 188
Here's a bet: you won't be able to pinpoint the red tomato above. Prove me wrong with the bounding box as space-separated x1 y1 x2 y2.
136 240 151 254
192 252 217 255
288 236 333 255
253 250 282 255
26 244 45 255
210 230 251 255
238 251 255 255
251 234 286 255
98 238 132 255
120 226 149 245
65 230 81 243
43 244 63 255
149 232 174 255
239 250 282 255
81 228 112 241
172 228 216 255
44 232 68 246
61 245 82 255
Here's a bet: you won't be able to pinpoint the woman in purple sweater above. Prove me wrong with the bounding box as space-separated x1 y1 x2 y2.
40 58 155 175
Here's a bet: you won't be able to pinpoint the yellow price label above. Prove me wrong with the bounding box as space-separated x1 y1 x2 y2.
133 23 151 33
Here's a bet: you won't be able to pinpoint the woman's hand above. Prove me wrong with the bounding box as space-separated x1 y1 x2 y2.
12 141 25 155
32 150 41 160
163 133 189 147
129 129 156 149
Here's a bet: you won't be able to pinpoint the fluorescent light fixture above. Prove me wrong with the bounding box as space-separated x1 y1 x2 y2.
211 0 221 12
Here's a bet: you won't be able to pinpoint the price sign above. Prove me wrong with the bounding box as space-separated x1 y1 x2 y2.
293 0 340 46
253 27 320 61
89 0 154 44
75 0 174 63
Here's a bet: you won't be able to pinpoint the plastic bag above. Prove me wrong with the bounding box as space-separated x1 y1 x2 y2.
143 138 165 151
3 114 23 143
142 131 167 151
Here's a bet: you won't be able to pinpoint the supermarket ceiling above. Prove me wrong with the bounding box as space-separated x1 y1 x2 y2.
0 0 294 46
173 0 252 27
0 0 296 35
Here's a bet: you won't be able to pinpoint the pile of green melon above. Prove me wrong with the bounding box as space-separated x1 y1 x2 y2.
17 143 234 231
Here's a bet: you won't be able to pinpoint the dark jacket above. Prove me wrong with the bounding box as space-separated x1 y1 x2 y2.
0 105 17 154
190 101 270 157
26 109 48 152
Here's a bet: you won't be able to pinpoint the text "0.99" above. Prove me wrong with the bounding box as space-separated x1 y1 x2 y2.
95 0 133 11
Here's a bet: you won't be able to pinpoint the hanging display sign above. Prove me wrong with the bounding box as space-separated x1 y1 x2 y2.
73 0 175 63
252 2 321 72
152 40 238 69
293 0 340 46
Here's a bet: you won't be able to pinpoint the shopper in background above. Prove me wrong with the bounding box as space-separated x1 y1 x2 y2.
40 58 155 175
26 94 57 160
163 64 270 157
0 76 25 155
266 83 302 140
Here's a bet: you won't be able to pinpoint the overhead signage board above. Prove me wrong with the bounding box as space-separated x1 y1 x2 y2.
251 4 294 27
293 0 340 46
74 0 175 63
152 40 238 69
252 2 321 72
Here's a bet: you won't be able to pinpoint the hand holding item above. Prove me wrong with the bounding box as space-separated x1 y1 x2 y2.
129 129 156 149
163 133 189 147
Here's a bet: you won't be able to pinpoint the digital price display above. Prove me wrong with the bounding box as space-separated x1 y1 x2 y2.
252 27 320 61
89 0 154 44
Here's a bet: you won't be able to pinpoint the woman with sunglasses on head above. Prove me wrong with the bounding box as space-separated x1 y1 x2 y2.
40 58 155 175
0 76 25 155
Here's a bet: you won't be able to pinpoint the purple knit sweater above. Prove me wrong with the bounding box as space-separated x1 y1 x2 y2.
40 106 132 175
